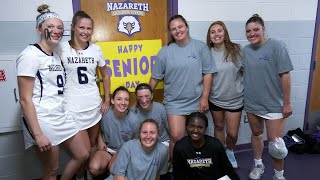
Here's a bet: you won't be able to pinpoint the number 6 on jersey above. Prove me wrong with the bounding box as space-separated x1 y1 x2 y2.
77 66 88 84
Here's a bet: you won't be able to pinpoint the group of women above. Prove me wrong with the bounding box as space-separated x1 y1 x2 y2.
16 4 293 180
17 5 169 180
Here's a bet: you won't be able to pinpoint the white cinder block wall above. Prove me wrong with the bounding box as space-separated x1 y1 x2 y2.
178 0 318 144
0 0 73 21
0 0 73 55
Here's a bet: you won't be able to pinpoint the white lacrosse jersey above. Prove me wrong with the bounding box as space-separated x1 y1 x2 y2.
16 44 66 125
55 41 106 112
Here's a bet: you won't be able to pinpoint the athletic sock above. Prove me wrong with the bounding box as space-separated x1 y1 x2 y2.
274 169 284 178
254 159 263 166
226 149 234 153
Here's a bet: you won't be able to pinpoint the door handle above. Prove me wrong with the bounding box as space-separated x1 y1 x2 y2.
14 88 18 103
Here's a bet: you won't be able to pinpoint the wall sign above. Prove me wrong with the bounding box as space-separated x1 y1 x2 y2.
0 70 6 81
97 39 163 93
106 0 150 36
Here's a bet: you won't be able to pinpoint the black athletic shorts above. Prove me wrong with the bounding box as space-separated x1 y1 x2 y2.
208 101 244 112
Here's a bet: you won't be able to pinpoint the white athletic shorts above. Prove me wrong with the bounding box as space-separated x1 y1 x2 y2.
70 105 102 131
257 113 283 120
107 147 117 155
22 113 79 149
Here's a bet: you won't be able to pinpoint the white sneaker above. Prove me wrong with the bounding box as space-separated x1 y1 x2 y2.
226 150 238 168
248 163 265 180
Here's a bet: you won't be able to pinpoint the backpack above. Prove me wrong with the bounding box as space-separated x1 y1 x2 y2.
285 128 320 154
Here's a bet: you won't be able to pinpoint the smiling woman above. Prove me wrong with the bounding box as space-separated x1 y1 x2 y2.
55 10 111 179
108 119 168 180
206 20 244 169
131 83 170 143
173 112 240 180
243 14 294 180
16 4 89 180
149 14 217 166
87 86 140 178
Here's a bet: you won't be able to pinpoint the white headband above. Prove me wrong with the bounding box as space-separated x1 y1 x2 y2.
37 12 60 27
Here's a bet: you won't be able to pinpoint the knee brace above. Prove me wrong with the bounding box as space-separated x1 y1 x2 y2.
268 137 288 159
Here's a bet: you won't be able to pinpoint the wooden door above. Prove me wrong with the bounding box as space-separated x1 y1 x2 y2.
79 0 169 106
309 29 320 111
306 5 320 132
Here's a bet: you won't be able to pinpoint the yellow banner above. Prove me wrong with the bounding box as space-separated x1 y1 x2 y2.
97 39 163 93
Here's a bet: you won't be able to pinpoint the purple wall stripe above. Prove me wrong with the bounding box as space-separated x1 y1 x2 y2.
304 2 320 132
72 0 81 13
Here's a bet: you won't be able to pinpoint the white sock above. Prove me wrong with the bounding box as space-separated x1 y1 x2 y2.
226 149 234 154
254 159 263 166
274 169 284 178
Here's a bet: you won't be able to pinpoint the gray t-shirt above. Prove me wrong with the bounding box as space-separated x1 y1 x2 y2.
100 107 140 151
209 48 244 110
243 38 293 114
111 139 168 180
130 102 169 142
152 38 217 115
